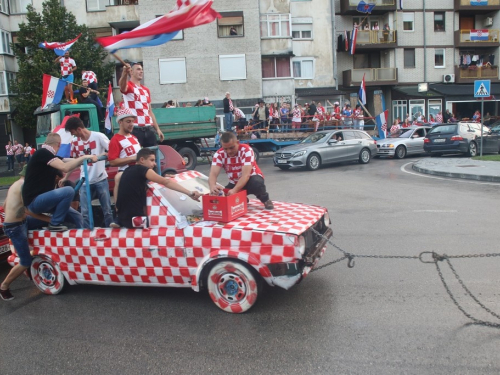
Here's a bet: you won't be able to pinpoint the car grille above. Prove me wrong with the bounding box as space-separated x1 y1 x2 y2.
302 215 332 262
275 152 293 159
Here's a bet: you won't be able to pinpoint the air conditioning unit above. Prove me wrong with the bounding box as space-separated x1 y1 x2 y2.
443 74 455 83
484 17 493 27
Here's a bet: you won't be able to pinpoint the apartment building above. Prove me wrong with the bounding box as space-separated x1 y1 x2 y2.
336 0 500 123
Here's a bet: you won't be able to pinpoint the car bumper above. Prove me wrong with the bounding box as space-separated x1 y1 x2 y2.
377 147 395 156
273 156 307 168
424 141 468 154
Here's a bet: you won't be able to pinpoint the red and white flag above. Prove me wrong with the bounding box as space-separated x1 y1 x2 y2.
104 82 115 132
41 74 66 109
39 34 82 56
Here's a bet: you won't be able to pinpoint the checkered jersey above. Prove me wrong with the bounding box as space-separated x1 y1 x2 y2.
5 145 13 155
435 114 443 123
59 57 76 76
108 134 141 171
121 81 152 127
212 143 263 184
13 144 24 155
82 71 97 84
70 132 109 184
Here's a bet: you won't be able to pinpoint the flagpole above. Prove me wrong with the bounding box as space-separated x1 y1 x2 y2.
112 53 127 66
358 100 375 123
67 81 99 94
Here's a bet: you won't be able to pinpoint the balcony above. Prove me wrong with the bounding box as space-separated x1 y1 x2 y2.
455 29 499 47
343 68 397 86
339 0 397 15
261 38 293 56
454 0 500 12
455 65 499 83
352 30 397 50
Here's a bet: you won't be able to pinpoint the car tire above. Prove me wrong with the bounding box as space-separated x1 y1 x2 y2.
278 166 290 171
31 255 66 295
162 168 177 177
251 147 260 163
359 148 371 164
207 260 261 313
306 153 321 171
467 141 477 157
374 155 380 159
178 147 197 170
395 145 407 159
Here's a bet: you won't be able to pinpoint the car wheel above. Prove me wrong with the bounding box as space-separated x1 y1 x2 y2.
395 145 407 159
306 153 321 171
359 148 371 164
251 147 260 163
31 256 66 295
468 141 477 157
278 166 290 171
178 147 197 170
207 260 261 313
161 168 177 177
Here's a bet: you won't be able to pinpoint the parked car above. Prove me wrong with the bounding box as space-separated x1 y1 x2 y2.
8 171 332 313
273 130 377 171
424 122 499 157
376 125 431 159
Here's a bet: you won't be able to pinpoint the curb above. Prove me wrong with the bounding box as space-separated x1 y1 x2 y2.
411 164 500 183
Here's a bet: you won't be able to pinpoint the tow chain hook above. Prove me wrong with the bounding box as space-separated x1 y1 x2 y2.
419 251 447 263
347 255 355 268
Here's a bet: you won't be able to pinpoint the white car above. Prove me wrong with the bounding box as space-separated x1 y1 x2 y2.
376 126 431 159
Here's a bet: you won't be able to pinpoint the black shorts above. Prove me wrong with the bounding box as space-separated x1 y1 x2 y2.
132 126 158 148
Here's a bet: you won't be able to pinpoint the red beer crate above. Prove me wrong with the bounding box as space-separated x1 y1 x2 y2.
202 190 248 222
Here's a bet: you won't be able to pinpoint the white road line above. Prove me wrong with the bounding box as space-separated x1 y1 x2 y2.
400 161 500 186
413 210 458 213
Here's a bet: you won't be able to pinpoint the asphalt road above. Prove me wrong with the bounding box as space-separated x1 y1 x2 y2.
1 155 499 375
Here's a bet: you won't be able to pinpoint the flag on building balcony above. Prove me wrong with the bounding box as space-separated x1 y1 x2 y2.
470 0 488 5
104 82 115 133
356 1 376 14
96 0 221 52
359 74 367 105
345 30 349 52
470 29 489 41
375 110 389 139
41 74 66 109
39 34 82 56
350 27 358 55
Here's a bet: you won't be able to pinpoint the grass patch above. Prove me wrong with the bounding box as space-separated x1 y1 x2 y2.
0 176 20 187
472 155 500 162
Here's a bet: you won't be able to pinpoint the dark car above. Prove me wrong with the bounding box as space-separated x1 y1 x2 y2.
423 122 500 157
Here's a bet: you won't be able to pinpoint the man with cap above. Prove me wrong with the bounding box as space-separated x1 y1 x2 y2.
108 108 142 205
222 92 234 132
119 62 164 147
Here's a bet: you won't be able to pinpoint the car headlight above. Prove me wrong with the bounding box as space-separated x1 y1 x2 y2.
292 150 307 157
387 144 394 148
297 235 306 255
323 212 330 228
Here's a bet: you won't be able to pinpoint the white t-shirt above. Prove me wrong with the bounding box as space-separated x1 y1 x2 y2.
70 131 110 185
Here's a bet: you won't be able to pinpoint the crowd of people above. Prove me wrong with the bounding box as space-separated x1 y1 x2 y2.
5 141 34 172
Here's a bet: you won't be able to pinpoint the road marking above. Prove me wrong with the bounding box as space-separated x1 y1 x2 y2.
400 162 500 186
413 210 458 213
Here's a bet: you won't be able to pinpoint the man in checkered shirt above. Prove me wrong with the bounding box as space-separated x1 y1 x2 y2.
119 62 164 147
209 132 274 210
54 50 77 103
64 116 113 228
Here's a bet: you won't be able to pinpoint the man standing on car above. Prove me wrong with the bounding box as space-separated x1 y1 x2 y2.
119 62 164 147
54 50 77 103
209 132 274 210
223 92 234 132
115 148 201 228
63 116 113 228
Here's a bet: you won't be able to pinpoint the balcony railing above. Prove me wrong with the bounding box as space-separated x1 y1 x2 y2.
455 65 499 82
355 30 396 45
343 68 397 86
457 29 499 42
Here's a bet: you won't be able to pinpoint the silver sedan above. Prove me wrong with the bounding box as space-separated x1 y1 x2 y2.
376 125 431 159
273 130 377 171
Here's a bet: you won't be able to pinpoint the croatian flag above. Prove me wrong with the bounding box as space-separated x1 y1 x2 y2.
375 110 389 139
39 34 82 56
53 115 78 158
96 0 221 52
104 82 115 133
356 1 376 13
41 74 66 109
344 30 349 52
350 28 358 55
470 29 489 41
470 0 488 5
359 74 367 105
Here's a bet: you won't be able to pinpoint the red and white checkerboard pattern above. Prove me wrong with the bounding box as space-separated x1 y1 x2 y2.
9 171 328 297
82 71 97 84
108 134 141 171
122 82 152 127
59 57 76 76
212 143 263 184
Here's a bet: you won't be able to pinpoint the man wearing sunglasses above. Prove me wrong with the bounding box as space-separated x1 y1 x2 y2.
119 62 164 147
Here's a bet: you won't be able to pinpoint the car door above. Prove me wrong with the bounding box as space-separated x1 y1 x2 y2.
320 132 345 164
407 128 426 154
341 131 363 161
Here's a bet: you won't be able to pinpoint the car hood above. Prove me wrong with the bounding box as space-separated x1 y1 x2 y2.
376 137 406 145
221 200 327 235
277 143 320 153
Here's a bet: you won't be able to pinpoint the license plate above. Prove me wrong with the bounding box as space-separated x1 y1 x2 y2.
433 139 446 143
0 243 10 254
277 159 288 164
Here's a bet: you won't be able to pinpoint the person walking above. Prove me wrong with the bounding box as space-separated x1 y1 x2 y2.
5 140 14 172
13 140 24 171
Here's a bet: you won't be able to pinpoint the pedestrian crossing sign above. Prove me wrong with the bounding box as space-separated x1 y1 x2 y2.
474 80 490 98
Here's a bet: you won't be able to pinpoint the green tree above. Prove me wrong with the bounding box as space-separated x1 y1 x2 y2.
11 0 115 129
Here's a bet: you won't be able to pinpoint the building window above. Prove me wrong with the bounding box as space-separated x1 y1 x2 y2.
434 12 445 32
9 0 31 14
218 11 244 37
219 54 246 81
292 58 314 79
0 0 8 14
428 99 442 120
260 14 291 38
86 0 110 11
403 13 414 31
171 30 183 40
159 58 187 84
435 49 445 68
262 56 291 78
0 30 12 54
392 100 407 124
292 18 312 40
409 99 425 120
404 48 415 68
0 71 15 95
